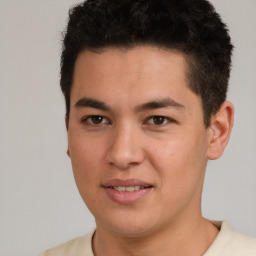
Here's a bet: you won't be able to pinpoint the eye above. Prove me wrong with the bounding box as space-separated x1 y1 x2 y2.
146 116 173 125
82 115 109 125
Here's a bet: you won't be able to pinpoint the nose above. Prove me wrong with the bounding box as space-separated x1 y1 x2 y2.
106 123 145 170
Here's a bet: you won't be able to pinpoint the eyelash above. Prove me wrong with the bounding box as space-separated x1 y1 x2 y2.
145 116 175 126
81 115 110 125
81 115 176 126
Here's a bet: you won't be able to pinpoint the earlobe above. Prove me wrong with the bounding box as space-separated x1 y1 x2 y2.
207 101 234 160
67 148 70 158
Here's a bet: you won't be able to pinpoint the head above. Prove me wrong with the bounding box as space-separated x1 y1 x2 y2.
61 0 233 128
61 0 234 239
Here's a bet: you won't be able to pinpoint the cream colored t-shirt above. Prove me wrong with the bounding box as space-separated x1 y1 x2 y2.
39 221 256 256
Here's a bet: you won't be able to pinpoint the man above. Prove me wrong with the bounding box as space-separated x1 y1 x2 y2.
40 0 256 255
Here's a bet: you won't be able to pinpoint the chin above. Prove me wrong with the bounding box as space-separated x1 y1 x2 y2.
95 211 163 238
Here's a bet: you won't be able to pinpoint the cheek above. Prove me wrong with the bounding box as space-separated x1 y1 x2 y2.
68 133 106 187
149 138 190 173
149 132 207 188
68 136 107 211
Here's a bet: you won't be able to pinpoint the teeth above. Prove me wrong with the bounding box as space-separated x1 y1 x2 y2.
113 186 142 192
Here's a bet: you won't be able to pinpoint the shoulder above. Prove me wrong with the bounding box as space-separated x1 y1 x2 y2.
205 221 256 256
38 230 95 256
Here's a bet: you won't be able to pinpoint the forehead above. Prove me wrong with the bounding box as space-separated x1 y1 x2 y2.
73 47 187 90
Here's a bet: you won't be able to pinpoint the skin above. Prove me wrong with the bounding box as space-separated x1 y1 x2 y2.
67 46 234 256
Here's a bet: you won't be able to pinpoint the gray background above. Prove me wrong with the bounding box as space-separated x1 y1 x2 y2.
0 0 255 255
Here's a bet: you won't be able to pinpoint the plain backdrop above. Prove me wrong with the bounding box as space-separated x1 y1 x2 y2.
0 0 255 255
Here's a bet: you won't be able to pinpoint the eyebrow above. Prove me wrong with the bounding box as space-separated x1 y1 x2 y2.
75 97 110 111
74 97 184 112
134 98 185 112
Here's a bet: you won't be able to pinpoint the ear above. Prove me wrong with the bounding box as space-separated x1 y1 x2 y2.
207 101 234 160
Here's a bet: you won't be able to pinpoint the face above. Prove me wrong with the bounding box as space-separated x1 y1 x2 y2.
67 46 212 237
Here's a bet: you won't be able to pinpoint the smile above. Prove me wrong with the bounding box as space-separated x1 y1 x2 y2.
102 179 153 204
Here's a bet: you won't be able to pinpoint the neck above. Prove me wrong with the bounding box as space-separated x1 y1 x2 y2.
93 216 219 256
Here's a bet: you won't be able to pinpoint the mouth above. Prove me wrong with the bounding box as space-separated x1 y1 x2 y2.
102 179 153 204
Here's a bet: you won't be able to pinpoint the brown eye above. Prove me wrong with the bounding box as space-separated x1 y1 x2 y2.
91 116 104 124
83 115 108 125
147 116 172 126
153 116 165 125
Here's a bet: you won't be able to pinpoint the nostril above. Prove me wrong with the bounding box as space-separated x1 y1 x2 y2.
128 162 140 167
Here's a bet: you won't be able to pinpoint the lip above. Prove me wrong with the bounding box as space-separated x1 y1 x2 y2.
102 179 153 204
